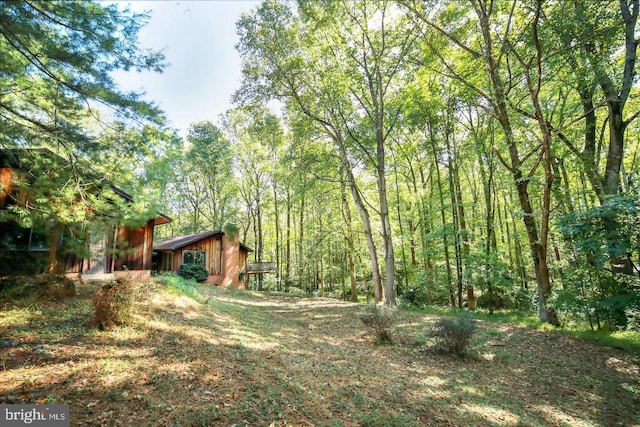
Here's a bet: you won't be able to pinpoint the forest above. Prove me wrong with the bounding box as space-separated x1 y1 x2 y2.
1 0 640 333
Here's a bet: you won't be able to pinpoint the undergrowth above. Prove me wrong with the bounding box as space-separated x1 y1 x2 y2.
93 276 136 330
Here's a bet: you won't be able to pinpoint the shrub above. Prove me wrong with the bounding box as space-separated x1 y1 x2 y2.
0 275 76 304
626 308 640 332
93 276 135 330
285 286 307 296
359 304 396 344
401 271 451 307
431 313 477 356
177 263 208 282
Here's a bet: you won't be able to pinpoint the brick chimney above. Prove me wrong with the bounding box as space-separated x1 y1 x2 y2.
221 228 240 288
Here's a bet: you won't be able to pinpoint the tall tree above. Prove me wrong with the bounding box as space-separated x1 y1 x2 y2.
0 1 164 151
0 1 165 272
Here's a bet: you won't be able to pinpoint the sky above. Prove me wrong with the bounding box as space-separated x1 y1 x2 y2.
112 1 261 135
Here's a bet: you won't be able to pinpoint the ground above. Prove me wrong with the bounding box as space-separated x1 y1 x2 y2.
0 279 639 427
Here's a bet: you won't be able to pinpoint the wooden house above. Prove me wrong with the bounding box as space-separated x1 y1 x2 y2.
153 230 252 289
0 148 171 282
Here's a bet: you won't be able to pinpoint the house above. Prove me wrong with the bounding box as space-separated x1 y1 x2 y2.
0 148 171 282
153 229 252 289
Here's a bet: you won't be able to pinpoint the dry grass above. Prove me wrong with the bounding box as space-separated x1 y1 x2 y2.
0 278 639 427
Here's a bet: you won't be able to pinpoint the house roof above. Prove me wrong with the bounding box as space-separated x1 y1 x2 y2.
154 230 253 252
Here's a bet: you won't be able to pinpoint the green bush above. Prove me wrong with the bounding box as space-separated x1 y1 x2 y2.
177 263 208 282
359 304 396 344
477 291 511 310
93 276 135 330
285 286 307 296
626 308 640 332
431 313 477 356
401 270 450 307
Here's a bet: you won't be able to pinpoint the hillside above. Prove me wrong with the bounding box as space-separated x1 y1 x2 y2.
1 279 639 427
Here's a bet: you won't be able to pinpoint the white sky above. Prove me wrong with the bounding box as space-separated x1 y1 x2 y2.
111 1 261 135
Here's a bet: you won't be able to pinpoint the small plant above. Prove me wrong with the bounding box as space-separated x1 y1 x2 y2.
359 304 396 344
93 276 135 330
223 223 239 242
177 263 208 282
431 313 477 356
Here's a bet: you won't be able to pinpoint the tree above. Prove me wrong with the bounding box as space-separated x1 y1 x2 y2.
0 1 166 271
0 1 164 150
236 0 419 303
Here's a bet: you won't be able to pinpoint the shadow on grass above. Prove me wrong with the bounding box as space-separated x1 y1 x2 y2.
0 280 638 426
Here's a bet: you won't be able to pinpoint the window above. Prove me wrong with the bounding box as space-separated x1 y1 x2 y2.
28 227 49 251
183 250 206 266
161 252 173 271
0 222 58 251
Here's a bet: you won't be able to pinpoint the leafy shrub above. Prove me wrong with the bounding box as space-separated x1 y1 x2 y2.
401 270 450 307
627 308 640 332
431 313 477 356
557 195 640 330
0 275 76 304
285 286 307 296
93 276 135 330
44 278 77 301
177 263 208 282
512 287 535 311
359 304 396 344
477 291 511 310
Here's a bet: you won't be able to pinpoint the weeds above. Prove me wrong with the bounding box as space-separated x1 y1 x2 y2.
359 304 396 344
93 275 136 330
431 313 477 356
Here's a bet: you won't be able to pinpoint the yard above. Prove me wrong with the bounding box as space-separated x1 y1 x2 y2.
0 278 639 426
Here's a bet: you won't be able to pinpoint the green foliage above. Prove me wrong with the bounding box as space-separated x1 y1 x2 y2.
0 1 164 150
552 269 640 330
0 1 166 272
401 270 450 307
93 276 136 330
359 304 396 344
557 196 640 330
177 263 209 282
512 287 535 311
464 253 517 311
477 291 512 311
560 195 640 268
154 273 204 300
223 223 239 242
430 313 478 356
284 287 308 296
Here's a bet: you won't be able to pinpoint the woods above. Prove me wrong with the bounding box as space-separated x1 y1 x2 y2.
1 0 640 330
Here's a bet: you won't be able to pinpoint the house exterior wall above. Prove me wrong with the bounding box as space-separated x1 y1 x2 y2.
155 232 249 289
113 220 155 271
0 167 14 209
0 153 166 282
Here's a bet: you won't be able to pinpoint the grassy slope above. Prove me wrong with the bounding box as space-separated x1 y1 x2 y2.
0 279 639 427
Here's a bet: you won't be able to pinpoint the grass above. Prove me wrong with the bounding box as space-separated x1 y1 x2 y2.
417 305 640 354
1 275 639 426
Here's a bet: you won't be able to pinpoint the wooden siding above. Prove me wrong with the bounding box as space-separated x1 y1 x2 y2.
171 235 222 275
113 220 155 271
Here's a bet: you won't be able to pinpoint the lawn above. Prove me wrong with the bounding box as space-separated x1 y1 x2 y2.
0 278 639 427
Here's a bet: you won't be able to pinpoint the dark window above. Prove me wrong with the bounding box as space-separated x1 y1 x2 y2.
0 222 29 250
183 250 206 266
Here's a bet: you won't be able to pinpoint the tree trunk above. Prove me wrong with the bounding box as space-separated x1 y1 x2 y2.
342 180 359 302
473 0 557 324
334 133 383 302
428 123 453 306
46 222 64 275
